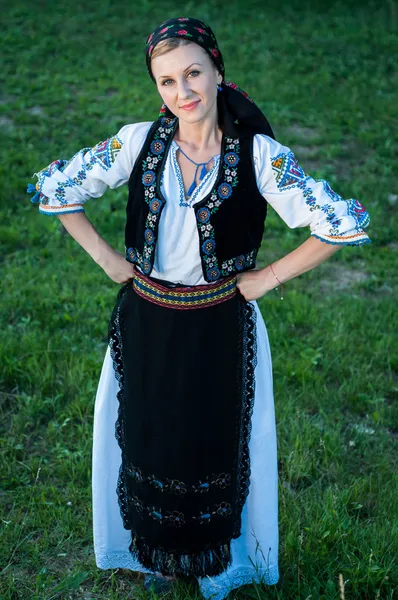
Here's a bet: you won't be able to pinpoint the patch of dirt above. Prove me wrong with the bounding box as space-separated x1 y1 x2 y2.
291 145 323 159
0 116 14 130
284 124 319 140
0 94 16 105
386 241 398 250
319 264 370 293
275 126 375 182
387 194 398 206
28 106 46 117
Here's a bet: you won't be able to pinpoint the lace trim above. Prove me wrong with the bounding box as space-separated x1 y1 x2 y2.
108 284 131 529
198 564 279 600
310 232 372 246
96 552 279 600
233 299 257 537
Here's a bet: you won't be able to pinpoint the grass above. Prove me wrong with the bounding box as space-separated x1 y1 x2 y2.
1 0 397 598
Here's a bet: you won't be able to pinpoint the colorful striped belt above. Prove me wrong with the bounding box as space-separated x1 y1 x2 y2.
132 268 237 310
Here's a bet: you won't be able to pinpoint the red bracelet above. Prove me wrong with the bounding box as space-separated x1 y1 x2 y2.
269 263 284 300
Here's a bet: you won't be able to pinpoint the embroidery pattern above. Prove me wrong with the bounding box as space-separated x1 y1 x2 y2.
91 135 123 171
271 151 344 235
126 117 176 274
131 268 236 309
108 278 258 575
346 197 370 229
271 150 371 240
171 143 220 207
195 137 255 282
146 18 225 80
30 135 122 207
126 464 232 494
311 232 371 245
29 158 76 206
223 81 254 103
271 150 307 190
52 156 97 204
221 250 257 275
126 118 260 281
130 493 233 527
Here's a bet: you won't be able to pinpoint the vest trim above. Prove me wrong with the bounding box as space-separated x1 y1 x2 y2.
127 117 176 274
125 117 267 282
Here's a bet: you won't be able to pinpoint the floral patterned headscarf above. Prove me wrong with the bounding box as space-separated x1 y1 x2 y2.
145 17 275 139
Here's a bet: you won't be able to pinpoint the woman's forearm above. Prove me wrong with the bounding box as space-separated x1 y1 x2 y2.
261 236 342 290
57 211 119 267
57 214 342 289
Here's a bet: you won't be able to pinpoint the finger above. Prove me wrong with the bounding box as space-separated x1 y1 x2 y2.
236 286 247 301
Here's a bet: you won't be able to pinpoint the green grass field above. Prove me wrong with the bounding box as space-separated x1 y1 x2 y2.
1 0 397 598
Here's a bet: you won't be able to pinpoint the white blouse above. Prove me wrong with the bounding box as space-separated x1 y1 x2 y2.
28 121 372 285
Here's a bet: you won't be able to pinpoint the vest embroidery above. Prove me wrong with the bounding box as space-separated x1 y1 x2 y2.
196 138 250 281
127 117 175 273
126 117 267 281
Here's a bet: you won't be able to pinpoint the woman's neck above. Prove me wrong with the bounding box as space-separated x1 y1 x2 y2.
174 117 222 152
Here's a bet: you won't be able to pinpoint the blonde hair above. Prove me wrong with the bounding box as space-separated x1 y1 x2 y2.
150 38 193 61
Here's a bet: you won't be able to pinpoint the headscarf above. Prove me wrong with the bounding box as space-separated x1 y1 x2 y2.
145 17 275 139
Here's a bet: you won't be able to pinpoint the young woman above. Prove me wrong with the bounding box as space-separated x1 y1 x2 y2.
27 17 371 600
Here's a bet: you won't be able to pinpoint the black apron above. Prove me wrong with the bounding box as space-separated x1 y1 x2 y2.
108 268 257 577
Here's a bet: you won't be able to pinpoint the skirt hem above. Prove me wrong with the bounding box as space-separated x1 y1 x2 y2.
95 552 279 600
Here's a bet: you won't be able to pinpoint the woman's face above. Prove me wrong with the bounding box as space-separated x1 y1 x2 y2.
151 42 222 125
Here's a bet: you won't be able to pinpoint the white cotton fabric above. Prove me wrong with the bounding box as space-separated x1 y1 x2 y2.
93 302 280 599
34 121 371 278
32 120 371 598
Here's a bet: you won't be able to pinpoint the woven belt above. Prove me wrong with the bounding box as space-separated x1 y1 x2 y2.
132 268 237 310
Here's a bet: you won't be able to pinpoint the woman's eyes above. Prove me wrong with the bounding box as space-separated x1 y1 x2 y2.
162 71 200 86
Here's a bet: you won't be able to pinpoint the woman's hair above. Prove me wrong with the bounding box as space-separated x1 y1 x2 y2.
150 38 218 75
150 38 192 61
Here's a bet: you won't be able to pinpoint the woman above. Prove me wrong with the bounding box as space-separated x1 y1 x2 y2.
27 17 371 600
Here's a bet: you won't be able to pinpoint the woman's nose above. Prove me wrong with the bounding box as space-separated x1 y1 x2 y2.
176 78 192 99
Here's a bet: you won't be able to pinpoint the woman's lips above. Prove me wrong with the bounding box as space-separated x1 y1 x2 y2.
180 100 200 110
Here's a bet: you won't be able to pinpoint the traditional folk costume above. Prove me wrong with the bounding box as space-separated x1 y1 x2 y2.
27 17 371 600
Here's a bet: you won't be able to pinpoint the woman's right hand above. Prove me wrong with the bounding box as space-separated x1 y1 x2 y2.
99 248 136 284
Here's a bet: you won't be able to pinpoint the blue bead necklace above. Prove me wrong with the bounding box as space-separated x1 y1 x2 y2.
177 146 215 197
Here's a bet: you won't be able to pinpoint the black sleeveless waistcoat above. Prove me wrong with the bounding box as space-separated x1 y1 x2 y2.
125 116 267 283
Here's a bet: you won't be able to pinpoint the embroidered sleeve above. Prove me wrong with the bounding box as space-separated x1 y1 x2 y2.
27 122 153 216
253 134 371 246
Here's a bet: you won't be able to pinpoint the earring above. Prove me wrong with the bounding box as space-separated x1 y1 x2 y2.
217 83 222 92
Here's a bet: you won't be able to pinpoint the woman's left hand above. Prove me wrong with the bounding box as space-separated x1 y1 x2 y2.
236 268 272 301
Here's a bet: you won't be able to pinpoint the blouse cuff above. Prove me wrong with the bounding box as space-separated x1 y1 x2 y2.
27 182 85 216
309 197 372 246
310 230 372 246
27 152 94 216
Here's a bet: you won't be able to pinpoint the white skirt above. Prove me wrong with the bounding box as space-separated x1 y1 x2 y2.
92 300 279 600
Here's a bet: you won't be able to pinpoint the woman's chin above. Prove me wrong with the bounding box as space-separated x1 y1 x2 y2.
177 106 208 124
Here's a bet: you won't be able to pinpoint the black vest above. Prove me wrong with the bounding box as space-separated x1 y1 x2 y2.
125 116 267 283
